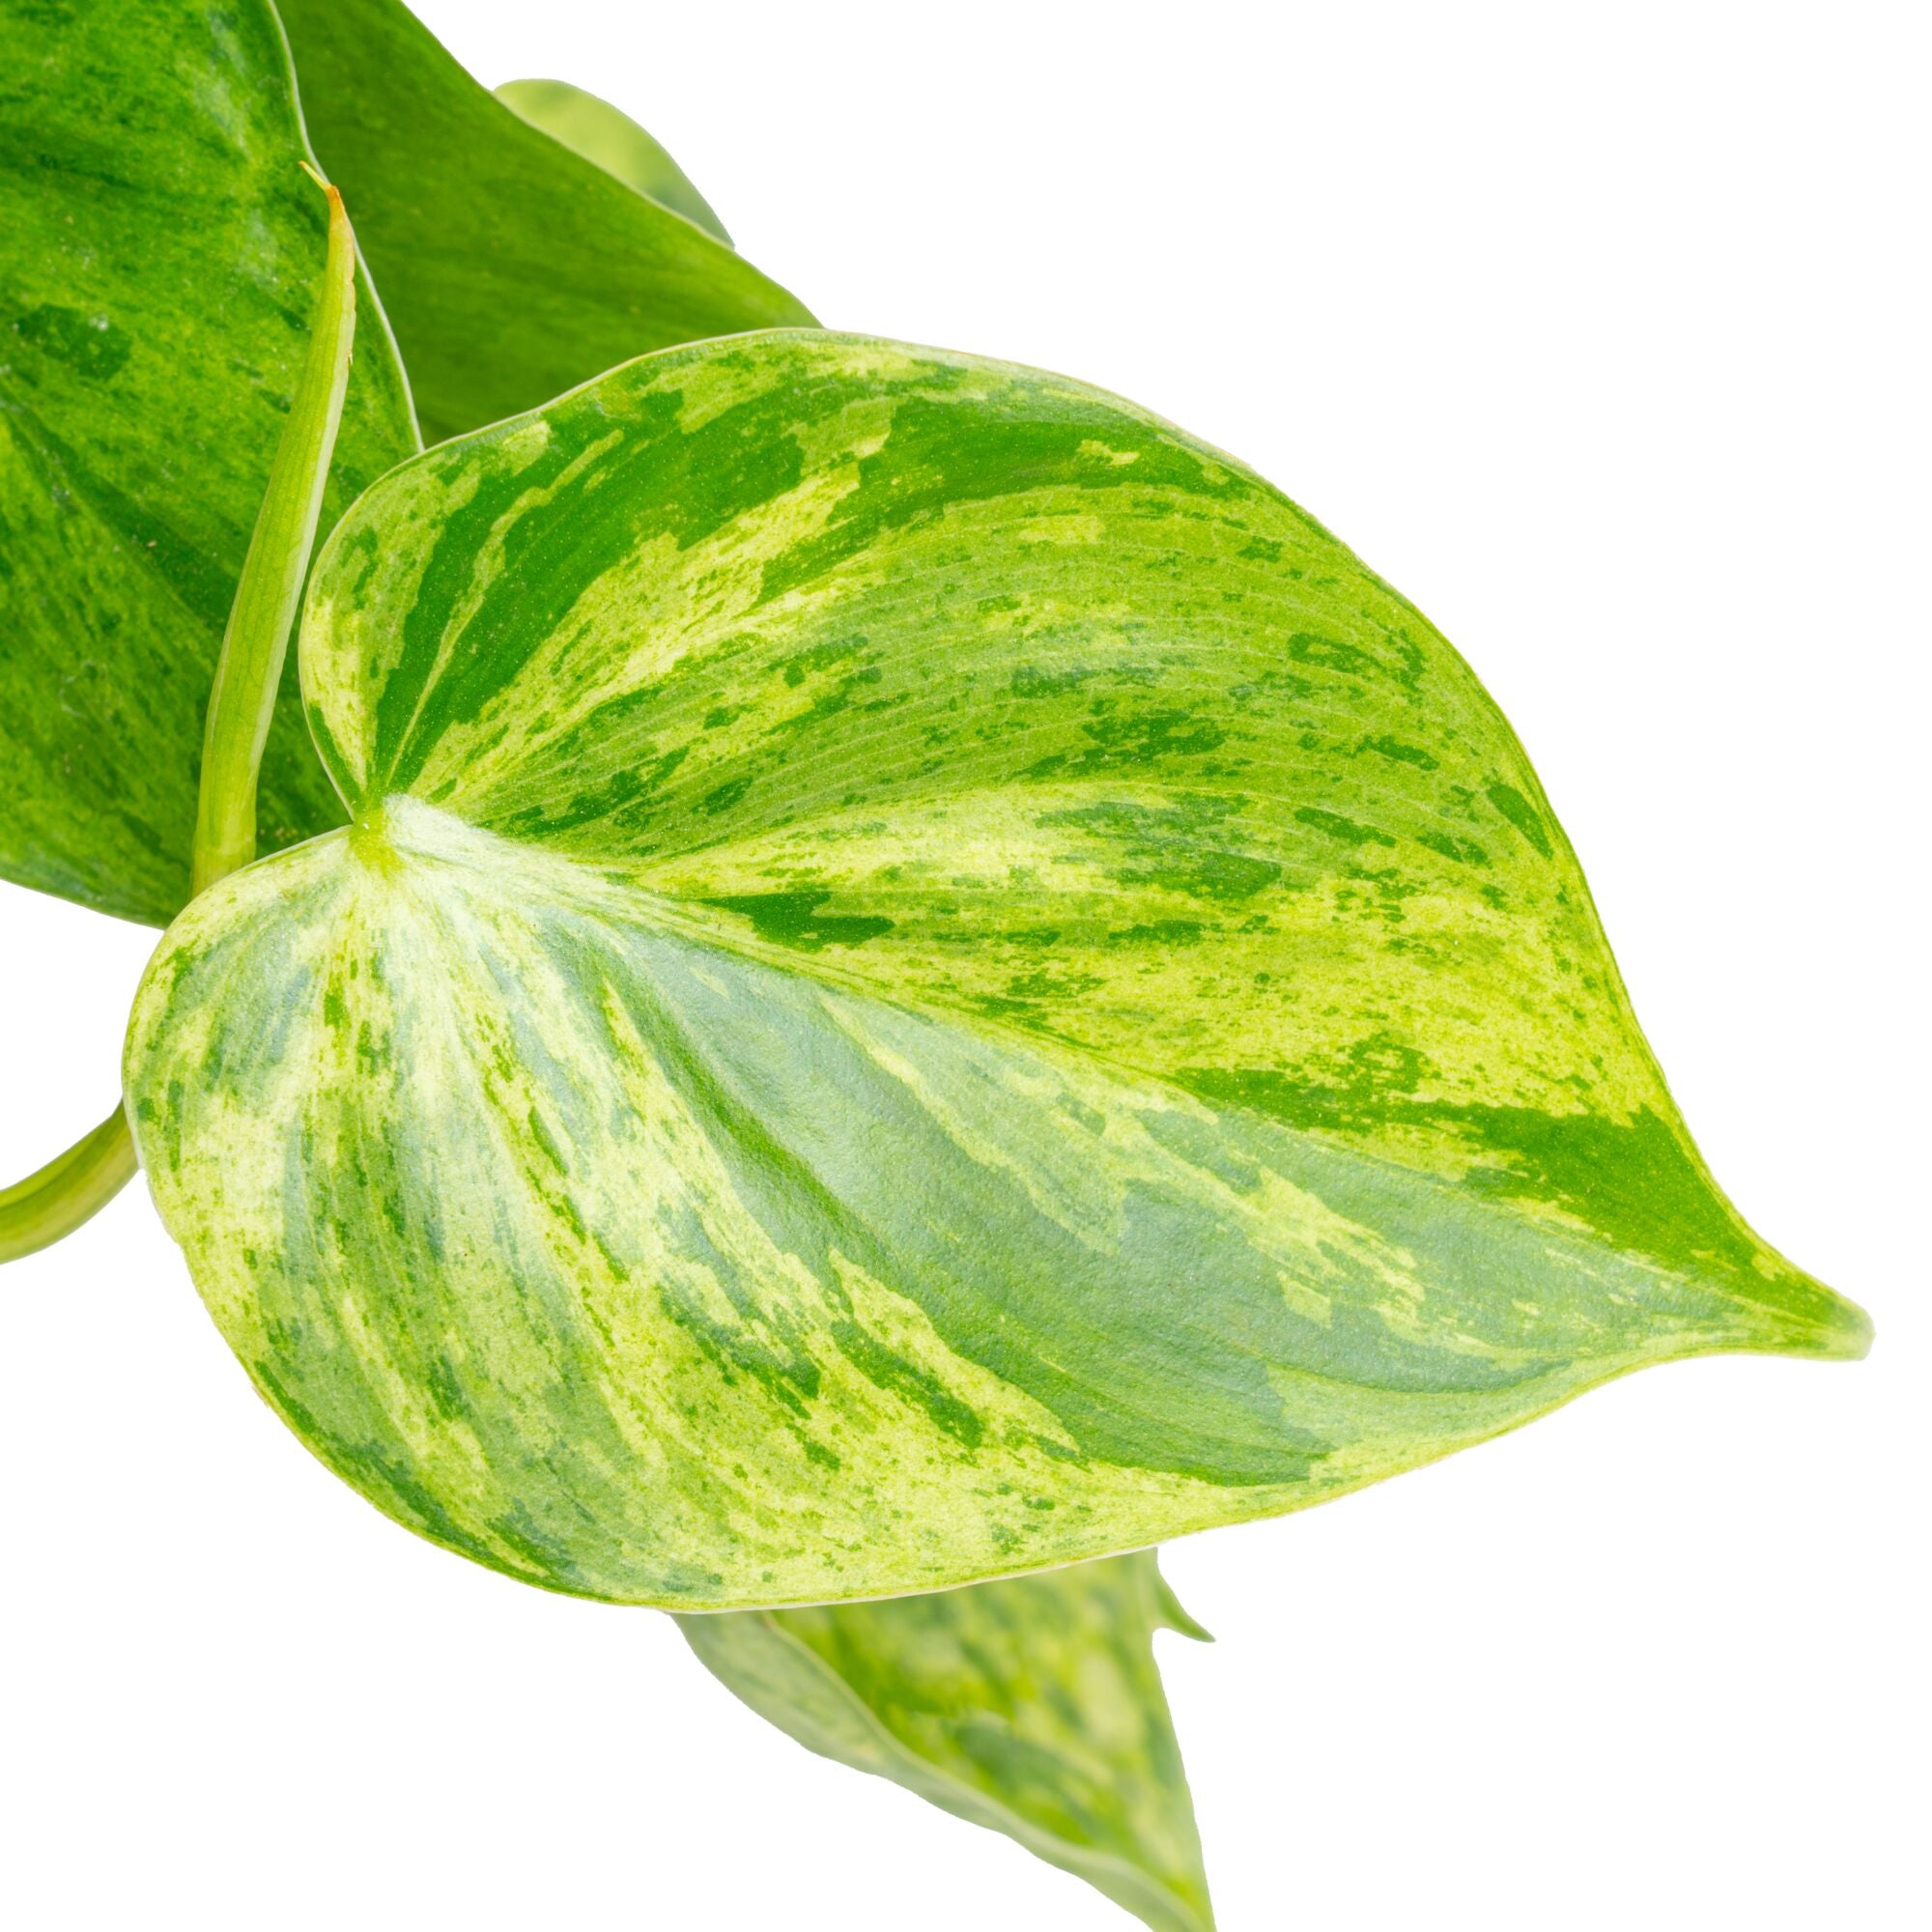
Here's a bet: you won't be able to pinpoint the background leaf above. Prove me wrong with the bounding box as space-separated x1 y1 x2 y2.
496 78 733 246
124 333 1869 1608
682 1553 1214 1932
0 0 418 926
275 0 813 443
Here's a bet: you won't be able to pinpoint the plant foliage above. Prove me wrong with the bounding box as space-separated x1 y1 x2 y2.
276 0 809 441
1 6 1871 1926
0 0 415 923
0 0 810 924
685 1553 1215 1932
497 77 734 245
124 332 1867 1610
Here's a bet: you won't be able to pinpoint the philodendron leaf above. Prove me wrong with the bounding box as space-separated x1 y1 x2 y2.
273 0 811 443
124 332 1869 1609
0 0 418 926
496 78 733 247
682 1553 1214 1932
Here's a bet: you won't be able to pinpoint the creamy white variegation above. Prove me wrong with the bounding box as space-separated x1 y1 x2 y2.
125 333 1869 1608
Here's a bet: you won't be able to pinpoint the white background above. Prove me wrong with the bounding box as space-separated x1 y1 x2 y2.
3 2 1925 1926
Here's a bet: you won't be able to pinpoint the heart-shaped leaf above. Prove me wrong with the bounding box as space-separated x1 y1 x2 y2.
496 78 733 246
0 0 418 925
683 1553 1214 1932
275 0 812 443
124 332 1869 1608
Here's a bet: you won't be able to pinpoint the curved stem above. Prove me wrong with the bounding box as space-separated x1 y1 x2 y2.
0 1108 136 1264
3 167 359 1267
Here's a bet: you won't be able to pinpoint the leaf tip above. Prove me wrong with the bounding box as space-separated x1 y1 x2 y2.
1153 1571 1214 1644
1824 1292 1876 1362
1766 1258 1875 1364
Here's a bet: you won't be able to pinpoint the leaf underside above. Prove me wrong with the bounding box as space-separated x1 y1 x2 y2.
276 0 811 444
125 331 1869 1609
0 0 417 926
496 78 734 247
684 1552 1214 1932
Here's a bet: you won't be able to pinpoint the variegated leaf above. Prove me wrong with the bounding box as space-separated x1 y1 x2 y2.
0 0 418 926
0 0 816 926
124 332 1870 1608
276 0 810 443
496 78 733 246
682 1553 1214 1932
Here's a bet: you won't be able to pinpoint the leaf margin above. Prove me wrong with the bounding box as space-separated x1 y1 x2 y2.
678 1550 1216 1932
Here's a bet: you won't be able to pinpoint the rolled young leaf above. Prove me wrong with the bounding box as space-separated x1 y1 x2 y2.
191 168 362 897
496 78 733 246
0 0 418 926
682 1553 1214 1932
124 332 1871 1608
274 0 812 444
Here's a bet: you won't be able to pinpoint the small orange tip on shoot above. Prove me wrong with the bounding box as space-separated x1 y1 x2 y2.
297 159 347 233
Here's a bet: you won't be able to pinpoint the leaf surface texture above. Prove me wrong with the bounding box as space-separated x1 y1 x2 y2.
683 1552 1213 1932
125 333 1869 1606
276 0 811 442
0 0 417 923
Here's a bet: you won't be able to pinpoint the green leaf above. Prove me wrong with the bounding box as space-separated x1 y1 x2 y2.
275 0 812 443
681 1553 1214 1932
496 78 733 247
2 160 358 1270
123 332 1870 1609
0 0 419 926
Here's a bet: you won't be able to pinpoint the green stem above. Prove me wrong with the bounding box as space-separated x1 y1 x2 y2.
1 166 359 1266
0 1109 138 1264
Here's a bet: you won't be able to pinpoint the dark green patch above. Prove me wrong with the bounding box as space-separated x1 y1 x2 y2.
1005 969 1105 1001
13 302 131 380
783 638 866 687
703 889 895 952
1486 781 1552 857
1416 828 1491 867
1010 664 1098 698
1359 733 1437 771
526 1106 569 1175
1044 797 1283 903
1126 848 1281 902
1108 920 1205 946
830 1320 985 1448
1286 631 1378 678
655 1279 820 1419
754 384 1232 608
1293 806 1395 848
703 775 755 814
1066 709 1228 771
